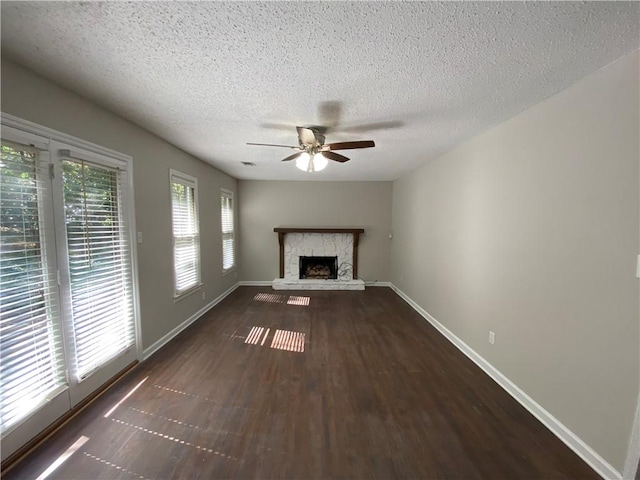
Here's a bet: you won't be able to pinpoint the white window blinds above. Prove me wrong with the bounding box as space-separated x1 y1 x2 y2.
221 189 235 272
0 140 67 434
170 171 200 296
61 158 135 380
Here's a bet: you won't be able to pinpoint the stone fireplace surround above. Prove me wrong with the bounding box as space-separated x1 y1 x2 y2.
272 228 365 290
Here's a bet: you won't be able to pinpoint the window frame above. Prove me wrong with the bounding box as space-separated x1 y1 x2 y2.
170 169 201 299
220 188 236 274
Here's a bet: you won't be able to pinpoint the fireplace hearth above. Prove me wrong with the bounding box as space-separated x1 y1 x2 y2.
299 256 338 279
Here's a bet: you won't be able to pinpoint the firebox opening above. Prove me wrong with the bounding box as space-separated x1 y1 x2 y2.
299 256 338 280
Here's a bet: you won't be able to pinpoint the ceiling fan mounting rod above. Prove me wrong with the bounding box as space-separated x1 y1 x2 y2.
304 145 320 155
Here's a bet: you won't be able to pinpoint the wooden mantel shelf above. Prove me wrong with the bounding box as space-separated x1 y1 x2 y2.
274 227 365 234
274 227 365 279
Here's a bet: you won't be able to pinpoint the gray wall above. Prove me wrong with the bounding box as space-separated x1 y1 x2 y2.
238 180 392 283
1 58 238 352
4 48 638 476
391 50 639 472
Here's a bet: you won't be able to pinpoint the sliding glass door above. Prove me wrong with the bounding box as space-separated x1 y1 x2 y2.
0 129 70 458
0 125 139 461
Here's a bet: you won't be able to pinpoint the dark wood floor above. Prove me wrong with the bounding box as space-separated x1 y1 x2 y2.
5 287 599 479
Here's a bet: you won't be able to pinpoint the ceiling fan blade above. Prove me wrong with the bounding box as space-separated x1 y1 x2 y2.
281 151 305 162
247 142 299 148
297 126 317 145
322 151 350 163
325 140 375 151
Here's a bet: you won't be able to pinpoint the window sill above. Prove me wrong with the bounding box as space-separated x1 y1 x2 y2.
222 267 236 276
173 283 203 303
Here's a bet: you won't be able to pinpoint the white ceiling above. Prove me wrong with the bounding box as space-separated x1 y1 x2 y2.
1 2 638 181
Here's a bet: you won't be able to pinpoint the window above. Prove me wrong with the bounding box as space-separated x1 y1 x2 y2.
170 170 200 297
0 118 139 462
221 189 235 273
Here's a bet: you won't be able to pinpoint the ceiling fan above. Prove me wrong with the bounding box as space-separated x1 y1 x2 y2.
247 126 374 172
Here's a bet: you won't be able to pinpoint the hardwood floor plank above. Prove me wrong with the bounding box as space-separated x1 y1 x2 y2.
4 287 600 479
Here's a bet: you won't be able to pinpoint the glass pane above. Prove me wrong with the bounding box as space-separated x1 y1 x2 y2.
63 160 134 379
221 192 234 270
172 179 199 293
0 142 66 433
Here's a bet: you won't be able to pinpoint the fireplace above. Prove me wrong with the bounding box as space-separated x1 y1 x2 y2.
299 256 338 279
272 227 365 290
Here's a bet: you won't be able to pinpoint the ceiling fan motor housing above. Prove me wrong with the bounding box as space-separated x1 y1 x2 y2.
298 127 325 148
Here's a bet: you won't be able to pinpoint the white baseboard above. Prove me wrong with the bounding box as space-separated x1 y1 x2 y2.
623 395 640 479
238 280 392 288
365 281 391 287
142 282 240 360
389 283 622 480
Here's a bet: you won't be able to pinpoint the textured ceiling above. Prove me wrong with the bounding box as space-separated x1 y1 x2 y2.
1 2 638 181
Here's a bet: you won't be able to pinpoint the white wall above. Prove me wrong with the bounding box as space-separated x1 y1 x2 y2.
238 180 392 283
1 58 238 352
391 50 639 474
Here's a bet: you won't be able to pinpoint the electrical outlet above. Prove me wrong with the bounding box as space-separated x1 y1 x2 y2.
489 331 495 344
136 232 143 243
202 291 206 301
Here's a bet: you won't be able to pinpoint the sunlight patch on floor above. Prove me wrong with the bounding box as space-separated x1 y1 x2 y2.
153 384 217 403
245 326 265 344
271 329 305 353
260 328 270 345
253 293 286 303
35 436 89 480
287 296 310 306
253 293 311 306
129 407 210 432
111 418 236 460
83 452 148 479
245 326 271 346
104 376 148 418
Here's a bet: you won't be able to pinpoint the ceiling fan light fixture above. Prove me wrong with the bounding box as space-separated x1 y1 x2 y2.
295 152 310 171
312 153 328 171
295 152 327 172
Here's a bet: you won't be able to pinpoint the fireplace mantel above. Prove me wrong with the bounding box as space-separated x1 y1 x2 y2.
274 227 365 280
